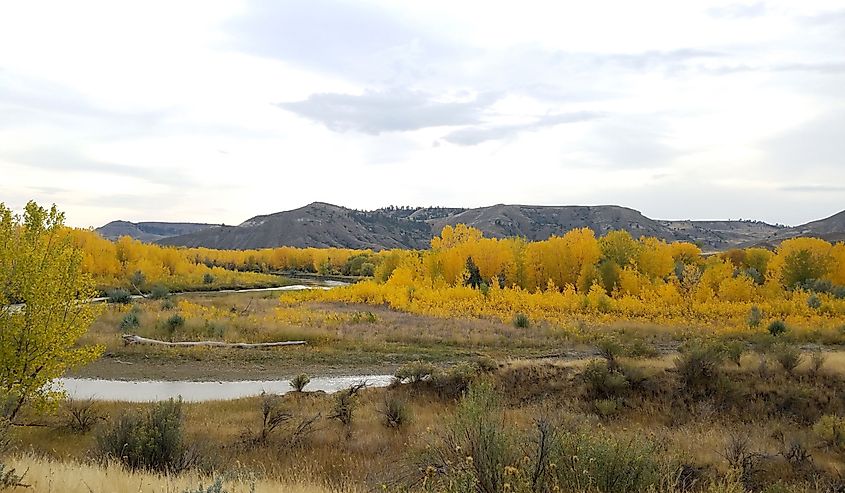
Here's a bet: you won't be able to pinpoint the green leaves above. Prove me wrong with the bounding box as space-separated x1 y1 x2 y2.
0 201 103 419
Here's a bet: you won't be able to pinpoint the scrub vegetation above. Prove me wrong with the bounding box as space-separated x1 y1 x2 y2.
3 201 845 492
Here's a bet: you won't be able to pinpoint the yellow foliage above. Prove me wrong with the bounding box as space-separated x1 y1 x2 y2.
291 224 845 333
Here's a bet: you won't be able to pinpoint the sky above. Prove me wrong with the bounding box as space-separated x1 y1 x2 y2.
1 0 844 228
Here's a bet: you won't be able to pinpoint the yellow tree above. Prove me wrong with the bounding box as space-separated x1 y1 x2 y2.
770 238 834 288
527 228 600 291
637 237 674 281
0 202 102 420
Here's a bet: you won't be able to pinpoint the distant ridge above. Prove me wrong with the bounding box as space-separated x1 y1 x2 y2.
741 210 845 248
96 202 845 252
96 220 218 243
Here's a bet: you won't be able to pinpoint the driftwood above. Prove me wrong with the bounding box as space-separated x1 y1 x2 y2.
122 334 306 349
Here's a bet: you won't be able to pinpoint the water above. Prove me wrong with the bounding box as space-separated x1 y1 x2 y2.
8 282 340 311
57 375 393 402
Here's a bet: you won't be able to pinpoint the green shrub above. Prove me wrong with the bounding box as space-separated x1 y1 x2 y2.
582 360 629 400
149 284 170 300
63 398 102 433
512 312 530 328
395 361 436 384
813 415 845 450
202 273 215 285
96 398 193 473
359 262 375 277
596 337 623 369
549 431 665 493
106 288 132 304
350 311 377 324
809 350 826 377
330 382 366 428
593 398 621 418
748 306 762 328
675 342 725 395
289 373 310 392
473 355 499 373
119 312 140 332
768 320 788 337
182 477 228 493
419 382 512 493
130 270 146 287
161 298 176 310
723 340 746 367
432 362 479 399
165 314 185 337
807 294 822 310
624 339 659 359
204 321 224 339
378 396 410 428
772 344 803 375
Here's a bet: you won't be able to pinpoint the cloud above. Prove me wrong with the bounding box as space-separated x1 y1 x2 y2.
704 61 845 75
583 116 679 168
800 9 845 27
706 3 767 19
226 0 463 84
766 110 845 170
277 89 499 134
589 49 723 71
1 148 193 187
442 111 604 145
779 185 845 193
0 70 167 131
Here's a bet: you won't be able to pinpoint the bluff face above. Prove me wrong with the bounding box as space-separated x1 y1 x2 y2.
97 202 843 252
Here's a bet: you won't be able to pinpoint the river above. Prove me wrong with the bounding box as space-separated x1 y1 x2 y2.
57 375 394 402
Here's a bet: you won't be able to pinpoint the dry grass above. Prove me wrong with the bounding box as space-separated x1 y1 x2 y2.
74 293 603 379
12 350 845 491
6 454 355 493
12 386 452 487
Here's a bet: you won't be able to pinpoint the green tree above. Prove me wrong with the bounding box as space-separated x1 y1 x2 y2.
464 256 483 289
0 202 103 420
781 249 829 288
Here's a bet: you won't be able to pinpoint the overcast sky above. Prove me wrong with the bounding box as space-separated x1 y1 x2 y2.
2 0 844 228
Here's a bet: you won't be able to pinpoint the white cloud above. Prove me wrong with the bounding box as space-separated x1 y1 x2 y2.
0 0 843 228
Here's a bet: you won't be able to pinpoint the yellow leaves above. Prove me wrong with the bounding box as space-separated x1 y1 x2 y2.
302 269 845 333
718 276 756 302
0 201 103 417
526 228 600 292
831 244 845 286
431 224 483 250
599 230 640 267
670 242 701 264
770 237 835 287
636 237 674 280
618 267 645 297
700 258 734 292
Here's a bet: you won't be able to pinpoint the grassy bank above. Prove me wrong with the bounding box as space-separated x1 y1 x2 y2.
11 348 845 492
72 288 845 380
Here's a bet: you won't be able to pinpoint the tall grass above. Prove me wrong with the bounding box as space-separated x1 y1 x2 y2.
6 455 355 493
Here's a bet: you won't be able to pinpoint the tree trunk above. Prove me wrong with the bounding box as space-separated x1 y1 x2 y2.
121 334 306 349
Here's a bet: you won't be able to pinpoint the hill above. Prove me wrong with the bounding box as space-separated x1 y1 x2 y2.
96 221 218 242
99 203 843 252
430 204 675 242
659 220 785 251
155 202 435 250
745 210 845 248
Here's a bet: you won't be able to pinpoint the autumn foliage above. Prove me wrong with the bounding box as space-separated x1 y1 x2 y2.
64 229 388 292
298 225 845 332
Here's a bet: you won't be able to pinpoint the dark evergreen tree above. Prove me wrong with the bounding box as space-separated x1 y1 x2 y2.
464 256 483 289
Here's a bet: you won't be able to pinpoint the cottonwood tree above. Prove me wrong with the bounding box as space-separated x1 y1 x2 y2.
0 202 102 420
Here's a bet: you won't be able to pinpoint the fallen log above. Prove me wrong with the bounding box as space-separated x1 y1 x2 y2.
122 334 306 349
